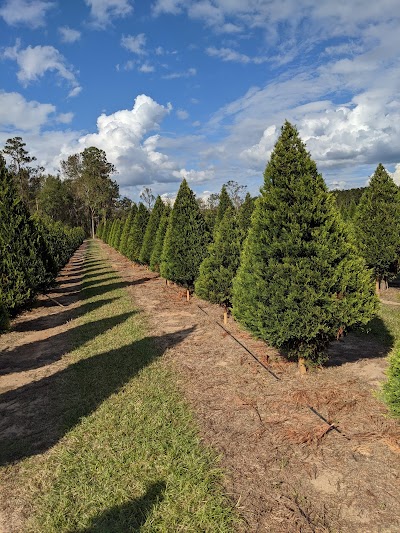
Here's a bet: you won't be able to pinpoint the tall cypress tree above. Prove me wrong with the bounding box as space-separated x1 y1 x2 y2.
140 196 165 264
214 185 233 229
114 219 124 251
127 203 149 262
150 204 171 272
160 180 210 288
195 207 241 308
119 204 137 257
354 164 400 290
232 121 377 368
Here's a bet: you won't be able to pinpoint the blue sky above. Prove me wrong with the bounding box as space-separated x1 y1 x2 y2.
1 0 400 202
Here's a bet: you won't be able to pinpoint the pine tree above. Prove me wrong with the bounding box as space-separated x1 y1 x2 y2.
383 347 400 418
127 203 149 262
119 204 137 257
102 220 111 243
195 207 241 309
232 121 377 368
114 219 124 251
96 221 104 239
108 219 118 246
150 204 171 272
160 180 210 288
354 164 400 290
0 296 9 331
237 192 255 243
214 185 233 229
140 196 165 264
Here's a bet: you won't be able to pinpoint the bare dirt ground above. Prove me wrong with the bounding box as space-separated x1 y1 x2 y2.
1 240 399 532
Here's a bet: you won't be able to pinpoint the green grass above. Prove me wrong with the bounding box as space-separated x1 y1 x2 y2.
17 240 237 532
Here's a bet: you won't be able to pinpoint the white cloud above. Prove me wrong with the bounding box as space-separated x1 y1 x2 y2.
139 63 155 73
68 86 82 98
58 26 81 43
3 40 80 94
0 91 56 131
162 67 196 79
0 0 54 28
177 109 189 120
85 0 133 27
121 33 147 55
56 112 74 124
206 46 267 64
390 164 400 186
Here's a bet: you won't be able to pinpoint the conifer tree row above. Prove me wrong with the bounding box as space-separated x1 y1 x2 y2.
150 204 171 272
140 196 164 264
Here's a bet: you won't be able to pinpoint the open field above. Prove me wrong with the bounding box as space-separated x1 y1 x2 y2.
0 238 399 532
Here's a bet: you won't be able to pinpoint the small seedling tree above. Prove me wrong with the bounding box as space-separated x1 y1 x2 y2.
232 121 377 371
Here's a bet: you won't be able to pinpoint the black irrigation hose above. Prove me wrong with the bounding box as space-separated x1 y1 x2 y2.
196 303 351 442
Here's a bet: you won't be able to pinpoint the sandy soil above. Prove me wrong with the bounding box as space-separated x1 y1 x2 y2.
1 240 399 533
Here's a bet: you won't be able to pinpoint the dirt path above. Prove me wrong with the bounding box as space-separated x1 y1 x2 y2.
101 242 400 533
1 241 399 532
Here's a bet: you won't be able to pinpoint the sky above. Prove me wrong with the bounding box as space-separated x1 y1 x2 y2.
1 0 400 202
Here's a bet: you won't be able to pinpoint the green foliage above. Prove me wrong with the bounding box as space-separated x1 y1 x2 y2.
237 192 255 242
96 221 104 239
332 187 365 221
232 121 377 363
119 204 137 257
383 346 400 418
102 220 111 244
195 207 241 308
0 299 9 332
140 196 165 264
150 204 171 272
113 219 124 251
215 185 233 229
160 180 210 288
354 164 400 285
127 203 149 262
108 219 118 247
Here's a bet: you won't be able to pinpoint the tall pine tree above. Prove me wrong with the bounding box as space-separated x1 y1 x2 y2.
127 203 149 262
354 164 400 290
232 121 377 369
150 204 171 272
160 180 210 288
214 185 233 230
195 207 241 309
238 192 255 243
140 196 165 264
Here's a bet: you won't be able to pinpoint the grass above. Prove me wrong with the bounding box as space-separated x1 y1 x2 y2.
8 240 237 532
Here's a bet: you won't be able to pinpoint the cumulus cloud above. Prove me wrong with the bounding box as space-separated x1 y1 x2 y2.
85 0 133 27
0 0 54 28
0 91 56 131
59 26 81 43
121 33 147 55
3 40 80 95
176 109 189 120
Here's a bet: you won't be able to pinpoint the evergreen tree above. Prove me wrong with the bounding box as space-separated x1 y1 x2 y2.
214 185 233 229
232 121 377 368
114 219 124 251
119 204 137 257
160 180 210 288
384 347 400 418
96 221 104 239
0 156 47 311
140 196 165 264
237 192 255 243
127 203 149 262
195 207 241 308
108 219 117 245
354 164 400 290
150 204 171 272
0 299 9 332
102 219 111 243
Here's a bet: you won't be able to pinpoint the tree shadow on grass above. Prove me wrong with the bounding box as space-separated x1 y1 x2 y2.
72 481 166 533
0 326 195 465
80 278 154 298
0 311 137 375
326 316 395 367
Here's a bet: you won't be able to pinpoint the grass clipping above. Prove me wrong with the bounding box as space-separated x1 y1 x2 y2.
20 240 236 532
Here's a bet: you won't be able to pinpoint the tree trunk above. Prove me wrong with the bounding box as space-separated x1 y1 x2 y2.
223 308 228 325
375 278 381 294
186 289 190 302
91 211 95 239
298 357 307 375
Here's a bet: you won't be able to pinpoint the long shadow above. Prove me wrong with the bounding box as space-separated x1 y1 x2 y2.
54 276 83 286
0 327 195 465
326 316 395 366
12 297 118 333
80 278 153 298
0 311 137 375
72 481 166 533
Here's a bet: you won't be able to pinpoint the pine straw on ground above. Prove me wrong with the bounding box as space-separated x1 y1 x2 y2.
102 241 400 533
